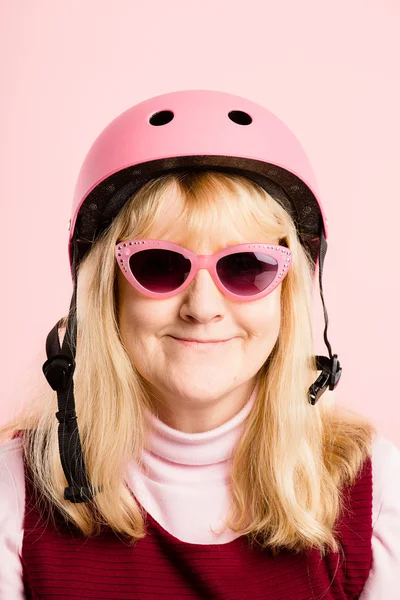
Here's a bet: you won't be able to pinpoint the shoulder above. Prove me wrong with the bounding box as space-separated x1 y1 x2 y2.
0 436 25 496
370 435 400 528
358 434 400 598
0 437 26 538
0 437 25 596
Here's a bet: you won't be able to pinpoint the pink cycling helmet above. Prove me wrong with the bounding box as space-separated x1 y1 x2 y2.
68 89 327 277
42 89 341 504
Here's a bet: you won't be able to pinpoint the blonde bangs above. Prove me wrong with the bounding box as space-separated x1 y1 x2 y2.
116 171 292 250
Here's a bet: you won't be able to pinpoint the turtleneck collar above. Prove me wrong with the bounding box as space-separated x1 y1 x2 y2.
142 382 259 467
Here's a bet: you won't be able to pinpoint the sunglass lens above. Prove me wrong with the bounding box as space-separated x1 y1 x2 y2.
129 249 191 292
128 249 279 296
217 252 278 296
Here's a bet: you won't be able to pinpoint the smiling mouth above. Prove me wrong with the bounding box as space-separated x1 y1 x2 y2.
170 336 233 347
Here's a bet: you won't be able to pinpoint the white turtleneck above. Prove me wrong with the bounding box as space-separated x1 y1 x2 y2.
125 383 258 545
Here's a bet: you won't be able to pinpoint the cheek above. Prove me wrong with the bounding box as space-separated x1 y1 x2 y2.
117 279 174 347
117 296 176 383
244 289 282 346
117 278 146 344
119 299 164 338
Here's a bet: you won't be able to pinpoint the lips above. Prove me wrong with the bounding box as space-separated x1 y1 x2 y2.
171 337 232 343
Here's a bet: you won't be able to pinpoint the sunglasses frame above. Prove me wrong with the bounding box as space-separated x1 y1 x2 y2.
115 239 292 302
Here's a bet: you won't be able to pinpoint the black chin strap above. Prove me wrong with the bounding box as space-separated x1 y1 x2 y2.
42 232 98 503
309 225 342 405
42 225 342 503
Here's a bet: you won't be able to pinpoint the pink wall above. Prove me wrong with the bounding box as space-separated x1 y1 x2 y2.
1 1 399 444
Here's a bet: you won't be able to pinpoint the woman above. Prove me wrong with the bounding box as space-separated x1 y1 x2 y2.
1 90 399 599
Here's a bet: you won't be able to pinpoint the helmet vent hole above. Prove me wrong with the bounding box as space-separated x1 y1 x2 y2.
228 110 252 125
149 110 174 126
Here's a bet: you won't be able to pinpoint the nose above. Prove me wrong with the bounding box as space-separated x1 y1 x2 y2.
180 267 226 319
188 267 223 297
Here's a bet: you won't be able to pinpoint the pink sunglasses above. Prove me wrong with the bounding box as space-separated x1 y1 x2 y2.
115 239 292 302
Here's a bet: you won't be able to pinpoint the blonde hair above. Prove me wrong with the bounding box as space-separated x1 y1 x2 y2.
0 171 377 558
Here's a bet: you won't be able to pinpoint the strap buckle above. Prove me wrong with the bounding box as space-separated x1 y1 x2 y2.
308 354 342 405
42 355 75 392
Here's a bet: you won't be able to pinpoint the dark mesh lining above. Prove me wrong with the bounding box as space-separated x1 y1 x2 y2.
74 155 323 268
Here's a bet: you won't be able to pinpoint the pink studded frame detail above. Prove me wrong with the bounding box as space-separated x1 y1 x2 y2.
115 239 292 302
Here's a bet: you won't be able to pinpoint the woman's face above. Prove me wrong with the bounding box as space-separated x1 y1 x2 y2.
116 204 282 433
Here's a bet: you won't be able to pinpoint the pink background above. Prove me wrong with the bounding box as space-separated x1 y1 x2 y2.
0 1 399 444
